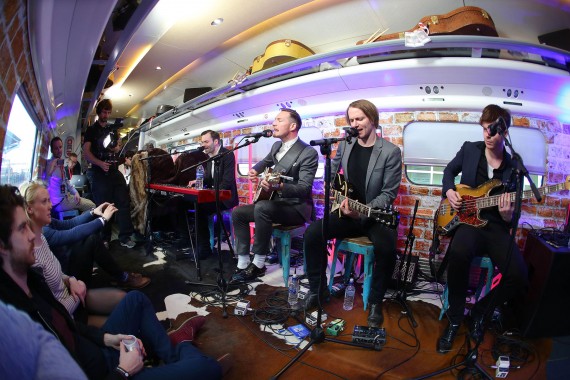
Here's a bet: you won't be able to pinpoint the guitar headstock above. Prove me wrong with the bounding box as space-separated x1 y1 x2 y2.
565 175 570 191
371 207 400 228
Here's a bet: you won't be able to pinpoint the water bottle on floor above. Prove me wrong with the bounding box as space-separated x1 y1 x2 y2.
288 274 299 308
343 278 355 311
195 165 204 190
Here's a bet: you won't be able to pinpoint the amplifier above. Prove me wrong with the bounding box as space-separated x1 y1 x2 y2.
352 326 386 350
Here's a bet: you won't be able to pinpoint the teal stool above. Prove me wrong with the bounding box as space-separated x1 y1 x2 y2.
208 209 234 251
328 236 374 310
271 224 307 286
439 256 495 320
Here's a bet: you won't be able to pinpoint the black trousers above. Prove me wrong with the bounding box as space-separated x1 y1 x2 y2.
90 169 134 241
232 200 307 258
195 202 230 255
67 234 124 288
304 212 397 304
445 223 528 324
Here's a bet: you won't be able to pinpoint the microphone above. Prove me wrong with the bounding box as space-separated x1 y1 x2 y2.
343 127 358 143
244 130 273 138
488 117 506 137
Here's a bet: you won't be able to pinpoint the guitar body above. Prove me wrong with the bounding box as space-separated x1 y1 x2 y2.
251 39 315 74
437 179 503 235
358 6 498 44
253 168 282 203
331 173 354 216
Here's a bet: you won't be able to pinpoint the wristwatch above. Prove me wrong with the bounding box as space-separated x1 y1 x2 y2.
115 366 130 378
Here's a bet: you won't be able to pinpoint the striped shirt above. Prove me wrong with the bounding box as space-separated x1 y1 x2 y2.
32 235 79 315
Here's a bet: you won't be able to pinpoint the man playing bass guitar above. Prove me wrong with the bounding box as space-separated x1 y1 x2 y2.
303 99 402 328
437 104 528 353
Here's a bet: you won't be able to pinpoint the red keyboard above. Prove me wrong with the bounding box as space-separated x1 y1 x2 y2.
147 183 231 203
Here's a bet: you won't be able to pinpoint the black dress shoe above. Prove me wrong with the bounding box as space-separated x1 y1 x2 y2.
230 263 266 283
437 322 461 354
303 288 330 311
469 318 485 344
367 303 384 327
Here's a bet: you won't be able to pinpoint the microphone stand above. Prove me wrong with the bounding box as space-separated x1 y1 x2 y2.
393 199 419 328
184 137 262 318
415 132 538 379
272 134 375 379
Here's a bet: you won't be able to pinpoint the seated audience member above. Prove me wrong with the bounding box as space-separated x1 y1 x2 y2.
0 184 225 379
65 152 82 179
187 130 239 258
303 99 401 327
20 181 127 325
231 108 318 282
22 181 150 290
0 299 88 380
118 150 135 185
45 136 95 213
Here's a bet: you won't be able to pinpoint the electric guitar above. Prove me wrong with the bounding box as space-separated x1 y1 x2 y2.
436 175 570 235
331 173 400 229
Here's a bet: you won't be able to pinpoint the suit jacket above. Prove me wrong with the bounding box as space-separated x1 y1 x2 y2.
442 141 515 195
203 147 239 209
331 137 402 212
253 138 318 221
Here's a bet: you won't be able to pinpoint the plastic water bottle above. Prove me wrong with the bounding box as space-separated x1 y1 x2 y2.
343 278 355 311
288 274 299 308
195 165 204 190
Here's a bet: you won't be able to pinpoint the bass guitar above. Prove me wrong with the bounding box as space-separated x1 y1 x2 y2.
436 175 570 235
331 173 400 229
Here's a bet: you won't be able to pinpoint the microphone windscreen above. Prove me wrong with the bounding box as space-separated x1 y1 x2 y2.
263 129 273 137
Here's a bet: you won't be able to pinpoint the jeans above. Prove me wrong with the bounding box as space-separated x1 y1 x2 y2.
101 291 221 379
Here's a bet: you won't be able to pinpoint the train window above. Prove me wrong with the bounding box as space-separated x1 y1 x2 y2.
235 126 324 178
403 121 546 188
1 92 39 187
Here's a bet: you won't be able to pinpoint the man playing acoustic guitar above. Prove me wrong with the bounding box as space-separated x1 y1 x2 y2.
303 99 402 328
437 104 528 353
231 109 318 283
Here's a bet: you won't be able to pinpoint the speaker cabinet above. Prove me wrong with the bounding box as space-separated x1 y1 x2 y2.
183 87 212 103
515 233 570 338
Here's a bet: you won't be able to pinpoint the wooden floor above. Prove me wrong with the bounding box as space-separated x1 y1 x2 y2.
105 241 553 379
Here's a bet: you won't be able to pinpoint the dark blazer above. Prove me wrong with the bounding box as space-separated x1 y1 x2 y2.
253 138 319 222
204 147 239 209
331 137 402 211
442 141 515 195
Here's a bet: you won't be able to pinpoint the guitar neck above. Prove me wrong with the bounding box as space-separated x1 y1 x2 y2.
332 189 371 217
476 182 567 209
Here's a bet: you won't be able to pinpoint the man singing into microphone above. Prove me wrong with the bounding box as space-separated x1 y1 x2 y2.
303 99 401 328
436 104 528 353
189 130 239 259
231 108 318 283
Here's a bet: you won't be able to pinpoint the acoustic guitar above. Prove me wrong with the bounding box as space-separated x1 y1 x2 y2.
252 168 283 203
331 173 400 229
250 39 315 74
436 175 570 235
357 6 498 44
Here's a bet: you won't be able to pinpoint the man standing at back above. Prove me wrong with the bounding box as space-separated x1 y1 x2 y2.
189 130 239 258
231 108 318 283
45 137 95 214
83 99 137 248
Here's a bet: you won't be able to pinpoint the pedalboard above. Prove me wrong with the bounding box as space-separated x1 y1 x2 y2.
352 326 386 350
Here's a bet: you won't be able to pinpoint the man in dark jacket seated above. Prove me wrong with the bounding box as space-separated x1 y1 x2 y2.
0 185 223 379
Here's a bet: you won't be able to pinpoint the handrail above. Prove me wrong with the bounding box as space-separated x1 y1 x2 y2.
139 35 570 132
